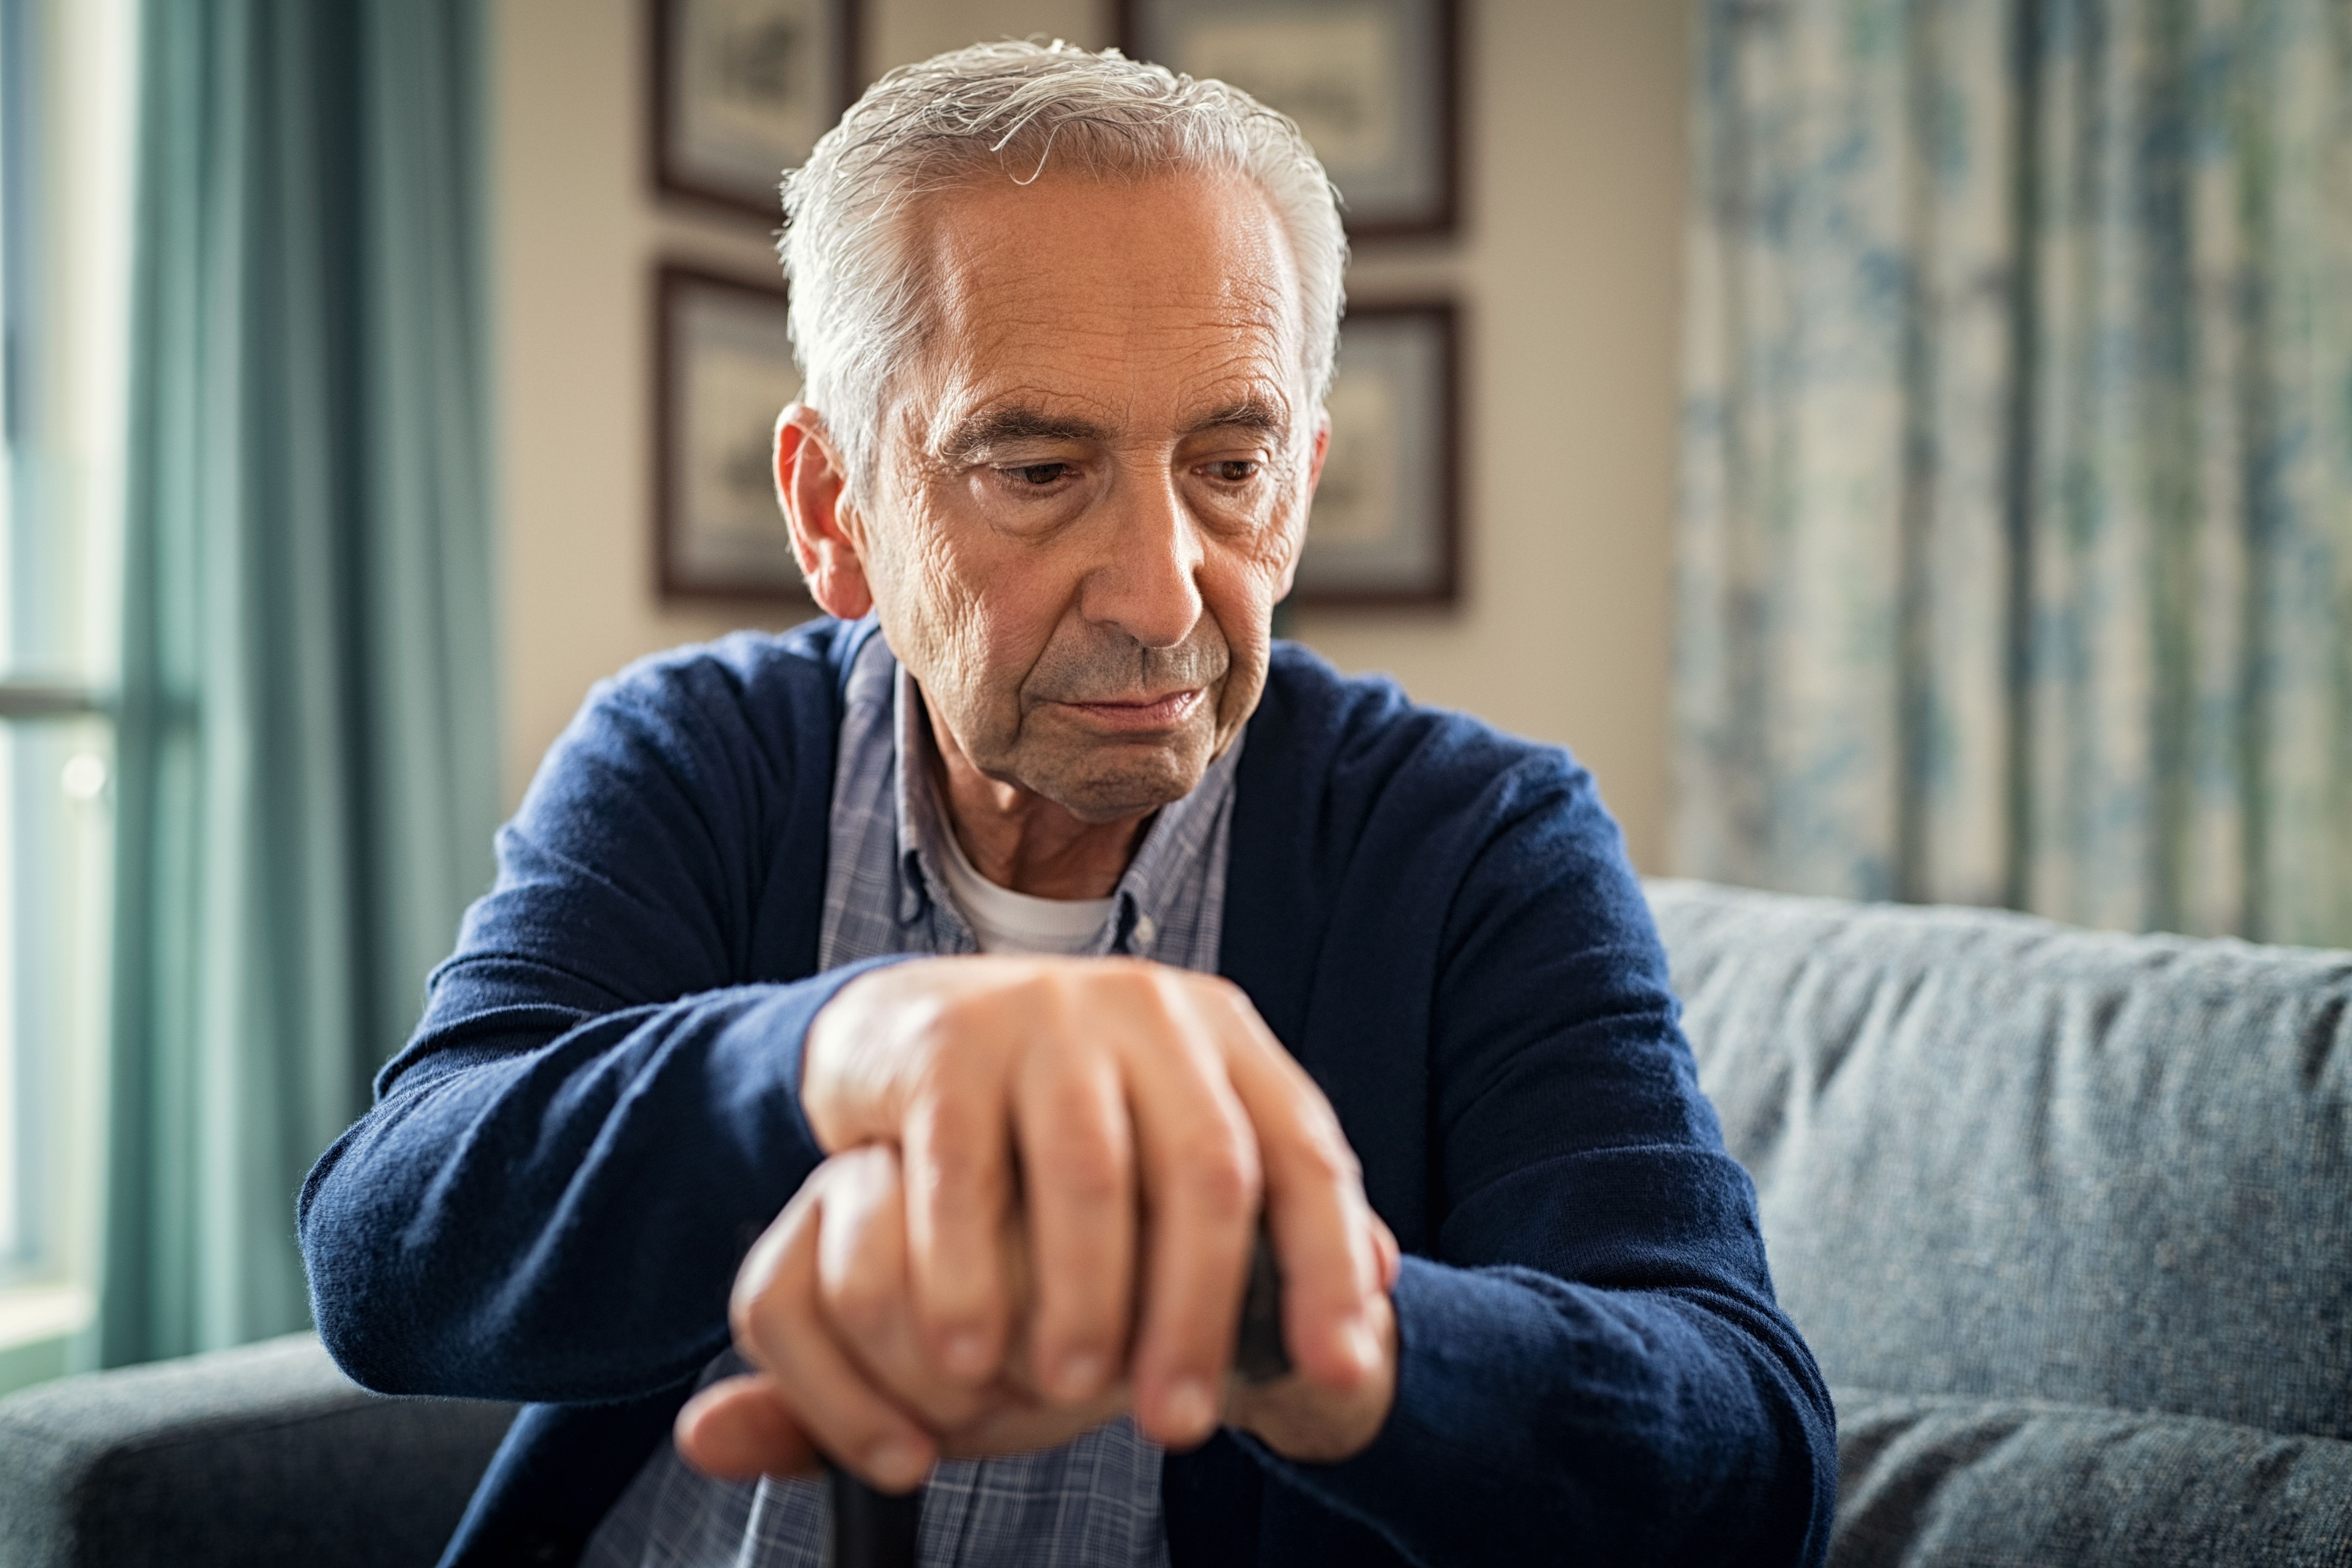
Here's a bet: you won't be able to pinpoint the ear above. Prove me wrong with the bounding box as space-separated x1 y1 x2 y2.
775 403 876 620
1272 412 1331 603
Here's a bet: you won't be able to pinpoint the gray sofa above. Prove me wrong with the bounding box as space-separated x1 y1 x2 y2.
1651 880 2352 1565
4 880 2347 1565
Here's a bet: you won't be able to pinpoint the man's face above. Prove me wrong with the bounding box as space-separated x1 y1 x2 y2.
849 169 1321 824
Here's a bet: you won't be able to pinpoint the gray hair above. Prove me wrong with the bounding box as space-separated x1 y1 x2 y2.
778 40 1348 495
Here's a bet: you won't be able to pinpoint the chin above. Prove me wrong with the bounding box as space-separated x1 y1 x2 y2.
1032 749 1208 823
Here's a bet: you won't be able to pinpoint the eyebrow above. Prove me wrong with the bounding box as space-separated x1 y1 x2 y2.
935 396 1294 465
1185 398 1290 441
937 407 1111 463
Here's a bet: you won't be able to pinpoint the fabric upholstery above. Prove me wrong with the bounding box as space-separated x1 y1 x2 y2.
1647 878 2352 1441
0 1333 513 1568
1829 1387 2352 1567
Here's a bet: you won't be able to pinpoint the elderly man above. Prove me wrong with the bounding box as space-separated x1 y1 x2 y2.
300 41 1834 1568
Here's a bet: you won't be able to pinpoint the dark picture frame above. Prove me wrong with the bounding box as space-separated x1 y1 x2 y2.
1117 0 1461 240
1292 299 1461 606
649 0 862 224
652 263 811 603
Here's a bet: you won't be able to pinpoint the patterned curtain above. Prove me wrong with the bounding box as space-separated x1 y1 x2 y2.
1677 0 2352 946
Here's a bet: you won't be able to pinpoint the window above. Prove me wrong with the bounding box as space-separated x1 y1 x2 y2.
0 0 133 1367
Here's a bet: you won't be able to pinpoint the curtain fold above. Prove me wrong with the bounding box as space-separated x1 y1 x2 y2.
106 0 495 1366
1678 0 2352 947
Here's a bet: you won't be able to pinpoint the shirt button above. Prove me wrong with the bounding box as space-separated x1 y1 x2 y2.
1133 915 1158 950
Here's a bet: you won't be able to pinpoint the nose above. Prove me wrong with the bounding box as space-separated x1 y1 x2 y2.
1080 464 1204 651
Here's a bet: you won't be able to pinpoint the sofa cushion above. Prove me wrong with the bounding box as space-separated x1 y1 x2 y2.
1646 879 2352 1440
1829 1386 2352 1566
0 1332 514 1568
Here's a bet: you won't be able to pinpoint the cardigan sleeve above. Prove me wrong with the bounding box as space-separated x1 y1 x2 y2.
297 643 908 1406
1243 747 1838 1566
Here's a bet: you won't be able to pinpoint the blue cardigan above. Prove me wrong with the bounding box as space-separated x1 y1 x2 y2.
298 619 1836 1567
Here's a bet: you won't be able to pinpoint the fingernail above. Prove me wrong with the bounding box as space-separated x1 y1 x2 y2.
942 1329 990 1378
868 1437 929 1489
1345 1318 1382 1375
1162 1377 1215 1437
1055 1351 1105 1399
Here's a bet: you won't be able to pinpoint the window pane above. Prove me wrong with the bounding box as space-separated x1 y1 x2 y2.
0 715 107 1287
2 0 131 688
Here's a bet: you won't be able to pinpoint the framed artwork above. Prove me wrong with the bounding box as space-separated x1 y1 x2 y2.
650 0 861 222
1292 299 1461 606
653 264 810 602
1118 0 1460 239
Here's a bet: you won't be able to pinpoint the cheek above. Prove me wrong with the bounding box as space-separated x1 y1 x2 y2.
865 499 977 666
885 497 1058 728
909 522 991 669
1199 544 1280 700
1232 483 1312 597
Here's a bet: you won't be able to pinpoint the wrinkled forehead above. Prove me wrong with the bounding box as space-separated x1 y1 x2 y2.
888 169 1312 451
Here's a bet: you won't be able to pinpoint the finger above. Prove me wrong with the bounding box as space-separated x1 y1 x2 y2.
1014 1038 1136 1405
901 1044 1018 1382
817 1145 995 1432
1120 975 1263 1447
735 1173 939 1493
675 1374 822 1480
939 1378 1134 1460
1209 985 1385 1390
1370 1212 1402 1293
1221 1288 1398 1464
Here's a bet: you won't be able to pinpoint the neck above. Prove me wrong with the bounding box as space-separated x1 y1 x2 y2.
923 700 1148 900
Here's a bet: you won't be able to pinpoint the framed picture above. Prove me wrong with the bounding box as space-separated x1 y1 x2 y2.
1293 299 1460 606
650 0 861 222
653 263 810 602
1118 0 1460 239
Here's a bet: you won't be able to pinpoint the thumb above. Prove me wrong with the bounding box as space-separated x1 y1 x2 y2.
674 1372 824 1481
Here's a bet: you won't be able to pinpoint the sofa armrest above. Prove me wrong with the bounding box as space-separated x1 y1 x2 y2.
1832 1386 2352 1567
0 1332 515 1568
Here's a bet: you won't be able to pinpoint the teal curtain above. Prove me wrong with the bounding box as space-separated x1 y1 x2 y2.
1677 0 2352 946
106 0 497 1365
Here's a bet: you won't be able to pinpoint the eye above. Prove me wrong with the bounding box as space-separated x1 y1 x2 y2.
1211 459 1260 483
1010 462 1072 486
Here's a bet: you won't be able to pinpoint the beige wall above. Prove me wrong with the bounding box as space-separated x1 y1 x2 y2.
493 0 1687 868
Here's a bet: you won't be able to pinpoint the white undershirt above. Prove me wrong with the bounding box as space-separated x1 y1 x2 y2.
934 813 1116 956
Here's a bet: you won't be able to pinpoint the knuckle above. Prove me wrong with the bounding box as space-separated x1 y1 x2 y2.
730 1274 801 1363
1296 1125 1362 1189
1041 1136 1127 1209
1018 970 1070 1017
914 1122 1000 1202
921 1135 988 1192
1179 1146 1261 1222
914 1042 988 1109
1130 964 1182 1006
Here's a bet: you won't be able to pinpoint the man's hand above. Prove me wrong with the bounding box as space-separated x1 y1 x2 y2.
676 1143 1124 1490
675 1140 1402 1490
795 957 1391 1449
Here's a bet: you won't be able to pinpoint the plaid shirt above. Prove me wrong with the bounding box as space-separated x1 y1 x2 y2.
584 623 1240 1568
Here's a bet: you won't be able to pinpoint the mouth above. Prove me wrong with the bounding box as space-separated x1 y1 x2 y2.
1049 688 1207 733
